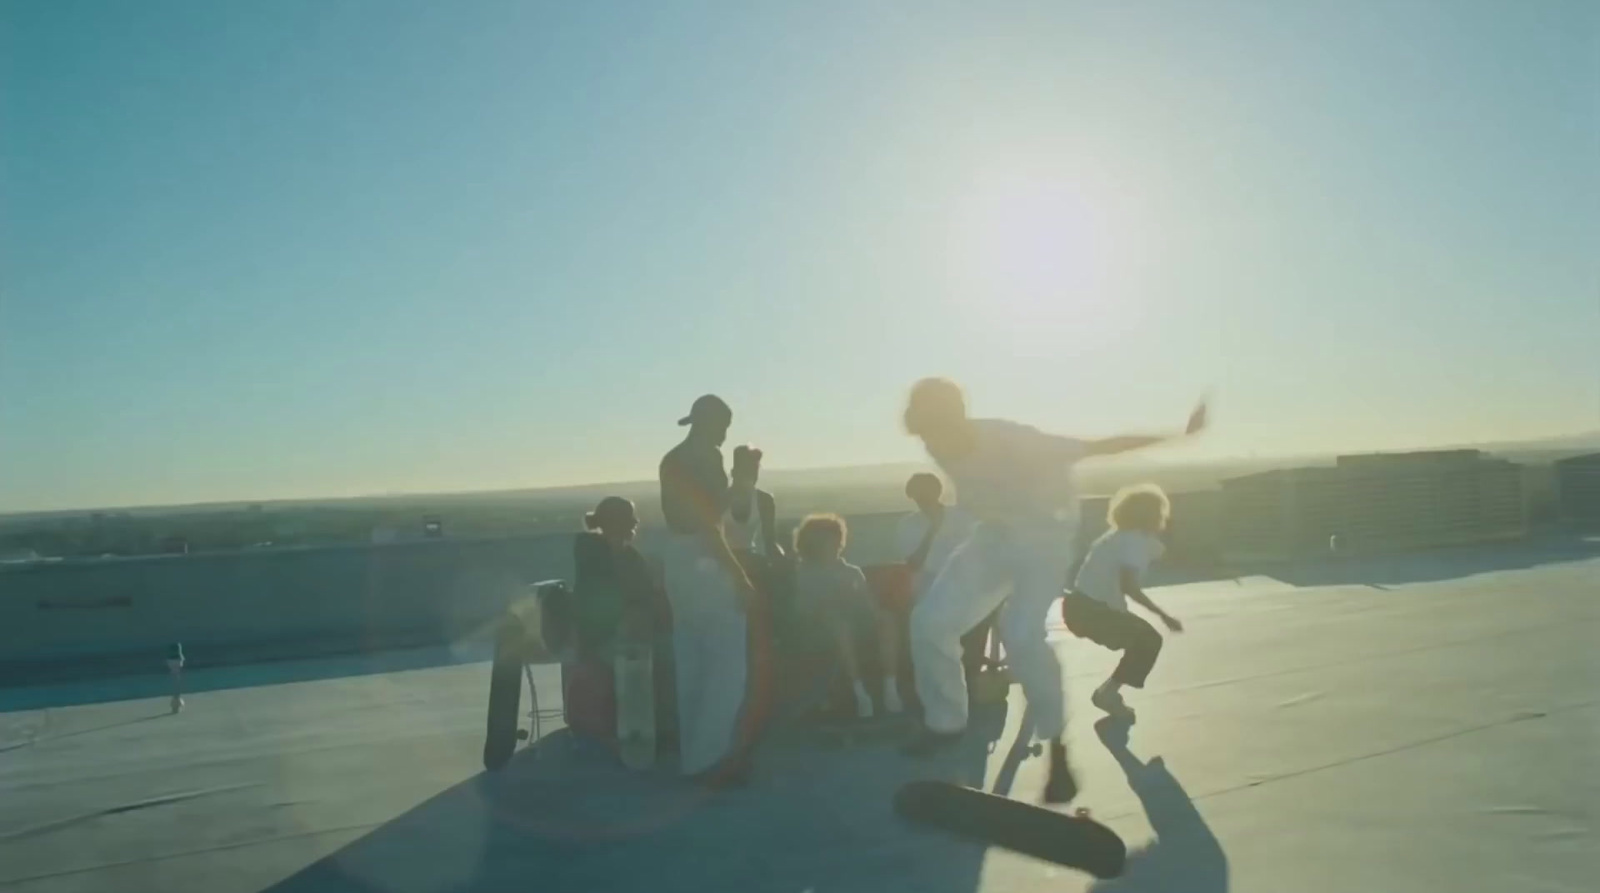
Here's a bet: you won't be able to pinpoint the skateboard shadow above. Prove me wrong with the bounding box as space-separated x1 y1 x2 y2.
988 703 1039 797
257 703 1010 893
1090 717 1229 893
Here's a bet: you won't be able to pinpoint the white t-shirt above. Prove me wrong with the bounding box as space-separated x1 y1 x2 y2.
1072 529 1166 611
935 419 1088 527
722 488 766 556
895 506 977 595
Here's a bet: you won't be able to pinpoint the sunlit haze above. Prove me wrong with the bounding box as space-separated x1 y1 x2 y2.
3 1 1596 511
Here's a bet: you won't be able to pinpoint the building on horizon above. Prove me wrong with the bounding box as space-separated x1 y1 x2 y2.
1218 449 1526 563
1554 453 1600 527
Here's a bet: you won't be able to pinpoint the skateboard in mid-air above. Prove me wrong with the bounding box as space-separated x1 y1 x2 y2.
613 639 656 770
893 780 1126 878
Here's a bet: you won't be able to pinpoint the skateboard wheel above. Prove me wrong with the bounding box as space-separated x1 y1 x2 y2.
1074 807 1092 818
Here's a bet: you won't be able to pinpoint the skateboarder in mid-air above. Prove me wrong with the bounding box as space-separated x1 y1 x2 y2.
793 514 904 718
1062 484 1183 720
900 377 1206 803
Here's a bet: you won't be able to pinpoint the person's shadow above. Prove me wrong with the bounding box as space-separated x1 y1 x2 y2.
1090 716 1229 892
255 697 1011 893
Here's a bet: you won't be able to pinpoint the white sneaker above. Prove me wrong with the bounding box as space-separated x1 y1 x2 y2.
170 696 185 714
853 683 875 719
882 679 904 714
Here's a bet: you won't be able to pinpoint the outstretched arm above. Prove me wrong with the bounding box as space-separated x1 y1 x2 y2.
1080 400 1208 458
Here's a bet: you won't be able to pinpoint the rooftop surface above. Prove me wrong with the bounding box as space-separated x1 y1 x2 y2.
3 540 1596 893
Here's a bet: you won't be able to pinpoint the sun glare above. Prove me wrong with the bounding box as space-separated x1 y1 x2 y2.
951 168 1142 349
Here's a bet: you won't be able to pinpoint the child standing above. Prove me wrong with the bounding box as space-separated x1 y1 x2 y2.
793 514 904 718
1063 484 1184 720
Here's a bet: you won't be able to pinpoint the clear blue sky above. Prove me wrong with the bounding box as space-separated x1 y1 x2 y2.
3 0 1596 511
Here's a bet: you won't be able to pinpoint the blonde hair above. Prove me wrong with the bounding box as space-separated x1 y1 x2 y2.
1108 484 1170 533
794 513 847 562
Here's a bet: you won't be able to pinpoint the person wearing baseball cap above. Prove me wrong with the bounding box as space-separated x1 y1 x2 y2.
677 394 732 428
658 393 758 787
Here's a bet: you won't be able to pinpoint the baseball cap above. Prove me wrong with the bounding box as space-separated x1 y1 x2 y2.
678 394 732 427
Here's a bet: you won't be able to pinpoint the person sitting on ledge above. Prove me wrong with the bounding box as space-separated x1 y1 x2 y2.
572 496 658 659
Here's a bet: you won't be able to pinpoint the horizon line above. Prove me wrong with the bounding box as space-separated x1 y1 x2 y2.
5 431 1595 519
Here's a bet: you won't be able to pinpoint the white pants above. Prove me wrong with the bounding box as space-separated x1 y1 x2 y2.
661 535 748 776
909 519 1077 739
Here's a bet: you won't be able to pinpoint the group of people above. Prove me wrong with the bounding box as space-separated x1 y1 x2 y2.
575 380 1207 802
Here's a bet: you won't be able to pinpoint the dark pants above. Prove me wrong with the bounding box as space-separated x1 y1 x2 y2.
1060 592 1163 688
961 608 999 678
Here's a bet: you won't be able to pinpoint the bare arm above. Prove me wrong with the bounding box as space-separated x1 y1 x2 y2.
1121 567 1182 632
694 510 754 598
1078 400 1209 458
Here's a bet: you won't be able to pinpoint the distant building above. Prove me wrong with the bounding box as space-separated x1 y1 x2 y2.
1554 453 1600 526
1219 449 1526 563
372 516 446 544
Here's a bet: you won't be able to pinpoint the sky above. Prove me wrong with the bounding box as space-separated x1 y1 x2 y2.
2 0 1596 512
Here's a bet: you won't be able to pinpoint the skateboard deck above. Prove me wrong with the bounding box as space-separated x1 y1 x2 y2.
483 616 527 771
614 641 656 770
893 780 1126 878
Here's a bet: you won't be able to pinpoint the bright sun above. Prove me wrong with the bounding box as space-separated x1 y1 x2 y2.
951 168 1140 348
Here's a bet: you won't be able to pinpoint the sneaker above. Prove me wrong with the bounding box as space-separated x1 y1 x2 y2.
1042 741 1080 804
1091 686 1135 720
170 696 185 715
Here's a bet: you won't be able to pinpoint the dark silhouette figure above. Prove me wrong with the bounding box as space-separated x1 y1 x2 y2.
1091 716 1229 892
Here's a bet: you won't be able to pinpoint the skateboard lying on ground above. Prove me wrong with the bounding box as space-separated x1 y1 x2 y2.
613 640 656 770
483 614 528 771
893 780 1126 878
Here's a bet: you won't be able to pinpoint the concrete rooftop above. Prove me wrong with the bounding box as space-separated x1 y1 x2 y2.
2 539 1596 893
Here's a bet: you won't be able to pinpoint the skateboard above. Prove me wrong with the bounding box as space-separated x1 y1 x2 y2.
483 614 528 771
614 640 656 770
892 780 1126 878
